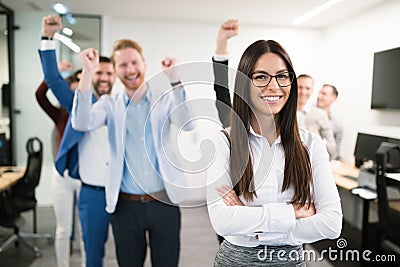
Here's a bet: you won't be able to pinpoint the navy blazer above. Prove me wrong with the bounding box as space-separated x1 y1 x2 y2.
38 49 96 178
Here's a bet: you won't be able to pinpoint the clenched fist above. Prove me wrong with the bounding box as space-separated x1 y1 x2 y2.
42 15 62 38
80 48 99 73
161 57 180 84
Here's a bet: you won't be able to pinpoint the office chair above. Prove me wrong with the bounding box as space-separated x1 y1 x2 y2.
0 137 53 257
375 142 400 256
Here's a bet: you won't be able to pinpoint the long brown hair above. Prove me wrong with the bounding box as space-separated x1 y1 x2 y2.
230 40 312 206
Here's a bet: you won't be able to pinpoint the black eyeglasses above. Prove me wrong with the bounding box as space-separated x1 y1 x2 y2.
251 71 295 88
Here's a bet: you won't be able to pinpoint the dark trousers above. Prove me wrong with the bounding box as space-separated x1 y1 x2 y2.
110 198 181 267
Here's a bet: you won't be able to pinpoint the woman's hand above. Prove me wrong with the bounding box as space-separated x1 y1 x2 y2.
293 203 316 219
217 185 243 206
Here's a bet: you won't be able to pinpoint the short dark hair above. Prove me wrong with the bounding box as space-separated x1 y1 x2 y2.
99 56 112 63
323 83 338 97
73 69 82 81
65 74 79 86
297 74 314 81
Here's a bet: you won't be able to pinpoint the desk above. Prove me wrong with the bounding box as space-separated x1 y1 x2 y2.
333 162 375 251
332 162 359 190
389 200 400 212
334 162 400 254
0 166 25 192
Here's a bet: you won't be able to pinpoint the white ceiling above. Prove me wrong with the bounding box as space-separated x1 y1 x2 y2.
1 0 388 28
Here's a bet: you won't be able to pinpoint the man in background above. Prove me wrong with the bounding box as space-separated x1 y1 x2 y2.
39 15 115 267
317 84 343 160
297 74 337 159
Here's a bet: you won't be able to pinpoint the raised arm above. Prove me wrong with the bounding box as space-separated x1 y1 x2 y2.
39 15 74 111
35 80 64 123
71 48 107 132
212 19 239 127
161 57 195 131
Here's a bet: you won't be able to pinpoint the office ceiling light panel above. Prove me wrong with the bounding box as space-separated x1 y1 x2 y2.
62 27 73 36
293 0 344 26
52 3 68 14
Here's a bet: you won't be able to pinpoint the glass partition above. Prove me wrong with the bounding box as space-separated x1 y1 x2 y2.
59 14 101 73
0 3 13 165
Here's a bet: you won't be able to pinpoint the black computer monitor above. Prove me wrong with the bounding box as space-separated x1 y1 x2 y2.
387 138 400 171
0 133 10 166
354 133 388 167
354 133 400 170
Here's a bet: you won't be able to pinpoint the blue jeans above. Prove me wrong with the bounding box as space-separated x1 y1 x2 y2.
79 184 110 267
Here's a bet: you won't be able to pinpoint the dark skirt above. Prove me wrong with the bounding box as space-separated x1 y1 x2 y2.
215 240 305 267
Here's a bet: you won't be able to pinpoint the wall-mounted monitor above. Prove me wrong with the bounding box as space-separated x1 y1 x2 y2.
371 47 400 110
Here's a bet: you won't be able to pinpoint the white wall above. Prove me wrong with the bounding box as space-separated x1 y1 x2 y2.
102 17 323 81
321 0 400 162
12 11 56 205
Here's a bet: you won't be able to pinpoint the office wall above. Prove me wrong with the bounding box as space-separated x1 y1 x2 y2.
12 11 56 205
321 0 400 163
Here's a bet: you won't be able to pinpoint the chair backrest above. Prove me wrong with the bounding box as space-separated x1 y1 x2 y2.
375 142 400 245
11 137 43 204
23 137 43 187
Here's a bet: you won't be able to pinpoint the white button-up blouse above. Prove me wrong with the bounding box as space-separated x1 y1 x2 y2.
207 127 342 247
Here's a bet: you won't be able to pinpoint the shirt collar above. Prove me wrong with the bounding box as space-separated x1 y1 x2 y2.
123 83 151 107
301 102 312 113
249 125 282 145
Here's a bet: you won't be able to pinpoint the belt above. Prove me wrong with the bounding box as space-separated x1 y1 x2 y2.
81 182 105 191
119 191 167 203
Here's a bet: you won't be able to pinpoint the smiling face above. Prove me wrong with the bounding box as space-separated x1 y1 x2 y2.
297 76 314 109
113 47 147 91
92 62 115 97
317 85 337 109
249 52 291 116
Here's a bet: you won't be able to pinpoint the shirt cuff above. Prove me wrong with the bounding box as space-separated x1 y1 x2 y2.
40 40 56 51
264 203 296 232
172 85 185 99
214 54 229 62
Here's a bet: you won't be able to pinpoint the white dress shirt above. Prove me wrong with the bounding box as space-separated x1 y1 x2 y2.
78 125 109 187
297 104 336 159
207 127 342 247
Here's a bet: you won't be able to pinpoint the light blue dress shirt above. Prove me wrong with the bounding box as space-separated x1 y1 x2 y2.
120 92 164 194
71 82 195 213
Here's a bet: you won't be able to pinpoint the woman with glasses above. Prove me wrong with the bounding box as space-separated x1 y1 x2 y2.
207 39 342 266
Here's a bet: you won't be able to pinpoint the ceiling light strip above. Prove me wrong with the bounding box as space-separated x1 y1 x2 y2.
293 0 345 26
54 33 81 53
